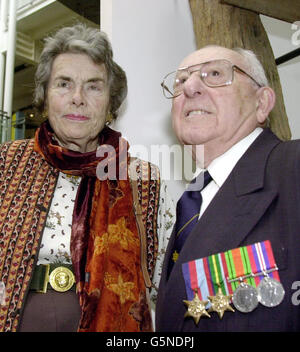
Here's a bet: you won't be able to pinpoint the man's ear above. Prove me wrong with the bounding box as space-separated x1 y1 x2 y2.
256 87 276 124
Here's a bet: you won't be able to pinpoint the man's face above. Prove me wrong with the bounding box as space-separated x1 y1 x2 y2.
171 47 263 164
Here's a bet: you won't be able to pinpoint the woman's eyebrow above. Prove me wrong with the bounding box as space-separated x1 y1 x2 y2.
86 77 106 83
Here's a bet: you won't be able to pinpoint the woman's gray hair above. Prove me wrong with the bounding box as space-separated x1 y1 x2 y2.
232 47 269 87
34 23 127 120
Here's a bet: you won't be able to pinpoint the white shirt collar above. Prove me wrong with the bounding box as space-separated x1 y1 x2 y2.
194 127 263 188
208 128 263 188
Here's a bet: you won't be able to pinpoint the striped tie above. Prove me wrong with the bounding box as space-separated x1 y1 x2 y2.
168 171 212 275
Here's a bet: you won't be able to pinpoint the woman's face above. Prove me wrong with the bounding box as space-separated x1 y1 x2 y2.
46 53 111 153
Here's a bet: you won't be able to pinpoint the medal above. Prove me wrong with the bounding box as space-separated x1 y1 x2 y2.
0 281 6 306
182 240 285 322
253 242 285 307
183 290 210 324
257 274 285 307
208 286 235 319
206 254 235 319
232 280 258 313
228 246 259 313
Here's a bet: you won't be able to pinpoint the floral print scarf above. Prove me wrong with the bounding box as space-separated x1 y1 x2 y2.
34 121 152 332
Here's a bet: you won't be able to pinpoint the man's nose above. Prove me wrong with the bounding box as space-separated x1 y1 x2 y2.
182 72 206 97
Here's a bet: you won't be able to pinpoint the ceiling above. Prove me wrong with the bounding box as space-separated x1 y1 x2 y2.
57 0 100 25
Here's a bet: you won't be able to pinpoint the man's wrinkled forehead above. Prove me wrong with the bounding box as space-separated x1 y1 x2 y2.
178 46 246 69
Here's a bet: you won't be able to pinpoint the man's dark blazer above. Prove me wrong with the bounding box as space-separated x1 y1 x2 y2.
156 128 300 332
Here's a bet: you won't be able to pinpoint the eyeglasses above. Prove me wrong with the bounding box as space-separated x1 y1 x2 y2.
161 59 263 99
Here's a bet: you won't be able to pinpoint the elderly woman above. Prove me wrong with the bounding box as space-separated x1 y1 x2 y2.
0 24 174 332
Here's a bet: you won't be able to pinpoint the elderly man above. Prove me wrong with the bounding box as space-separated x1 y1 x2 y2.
156 45 300 332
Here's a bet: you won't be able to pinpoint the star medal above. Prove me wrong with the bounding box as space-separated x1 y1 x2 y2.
208 286 235 319
183 290 210 325
232 279 259 313
257 271 285 307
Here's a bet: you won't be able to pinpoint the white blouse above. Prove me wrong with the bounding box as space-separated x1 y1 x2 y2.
38 172 80 265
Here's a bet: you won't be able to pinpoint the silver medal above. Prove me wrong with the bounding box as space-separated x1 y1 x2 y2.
232 282 259 313
0 281 6 306
257 276 285 307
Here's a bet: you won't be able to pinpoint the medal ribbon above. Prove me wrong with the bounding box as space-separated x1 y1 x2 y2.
182 240 280 303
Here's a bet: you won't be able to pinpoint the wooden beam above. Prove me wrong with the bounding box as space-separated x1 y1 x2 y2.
189 0 291 141
221 0 300 23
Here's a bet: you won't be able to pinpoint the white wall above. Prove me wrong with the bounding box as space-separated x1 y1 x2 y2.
102 0 300 202
261 15 300 139
110 0 196 201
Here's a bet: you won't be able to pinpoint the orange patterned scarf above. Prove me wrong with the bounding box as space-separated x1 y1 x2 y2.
34 121 152 332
